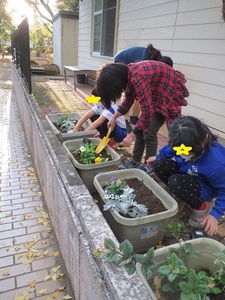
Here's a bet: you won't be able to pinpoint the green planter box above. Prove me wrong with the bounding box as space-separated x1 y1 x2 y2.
63 138 121 192
46 113 97 142
136 238 225 299
93 169 178 253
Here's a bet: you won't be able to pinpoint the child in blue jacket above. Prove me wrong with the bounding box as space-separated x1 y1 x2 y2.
146 116 225 236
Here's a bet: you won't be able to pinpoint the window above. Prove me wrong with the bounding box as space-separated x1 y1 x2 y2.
93 0 116 57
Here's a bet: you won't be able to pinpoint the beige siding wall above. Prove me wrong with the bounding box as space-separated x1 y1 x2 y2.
78 0 225 138
78 1 113 69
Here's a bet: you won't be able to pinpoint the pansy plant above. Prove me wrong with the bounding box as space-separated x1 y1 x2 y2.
73 138 108 165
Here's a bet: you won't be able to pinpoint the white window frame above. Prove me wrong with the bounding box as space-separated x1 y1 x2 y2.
92 0 117 57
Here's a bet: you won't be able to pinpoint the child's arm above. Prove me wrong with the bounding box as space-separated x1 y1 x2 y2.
73 110 96 132
85 115 107 131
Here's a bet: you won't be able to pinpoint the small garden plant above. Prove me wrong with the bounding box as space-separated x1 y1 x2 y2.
73 138 109 165
55 115 76 133
103 177 148 218
95 221 225 300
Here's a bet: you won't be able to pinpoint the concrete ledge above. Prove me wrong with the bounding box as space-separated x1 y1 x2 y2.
12 65 151 300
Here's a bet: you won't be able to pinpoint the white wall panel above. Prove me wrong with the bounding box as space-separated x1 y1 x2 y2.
77 0 225 136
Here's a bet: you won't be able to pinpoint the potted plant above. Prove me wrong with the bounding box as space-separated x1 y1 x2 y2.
93 169 178 253
99 235 225 300
46 112 97 142
63 138 121 192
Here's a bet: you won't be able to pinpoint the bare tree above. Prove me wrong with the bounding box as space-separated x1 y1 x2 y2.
25 0 54 24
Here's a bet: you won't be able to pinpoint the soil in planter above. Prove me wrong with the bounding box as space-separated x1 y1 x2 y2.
92 178 166 216
125 178 166 216
53 119 86 133
72 148 113 164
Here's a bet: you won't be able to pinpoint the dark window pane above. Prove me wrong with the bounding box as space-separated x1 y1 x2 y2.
104 0 116 9
101 6 116 56
93 14 102 52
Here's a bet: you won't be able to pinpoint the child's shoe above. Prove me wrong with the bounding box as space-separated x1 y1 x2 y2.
118 159 140 170
188 201 214 228
108 139 116 150
137 163 154 175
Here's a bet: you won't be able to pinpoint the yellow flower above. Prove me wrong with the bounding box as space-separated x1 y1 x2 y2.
95 157 102 164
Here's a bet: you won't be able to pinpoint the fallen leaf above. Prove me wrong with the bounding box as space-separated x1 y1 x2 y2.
58 286 65 291
154 275 162 290
52 265 61 273
44 274 51 281
2 268 9 276
53 251 59 257
22 259 33 265
43 250 49 256
38 288 47 294
29 280 36 288
52 274 58 281
52 290 59 298
15 289 29 300
63 295 73 300
154 289 162 300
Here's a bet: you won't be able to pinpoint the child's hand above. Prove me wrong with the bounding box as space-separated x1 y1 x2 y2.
121 132 135 147
72 126 79 132
146 156 156 168
108 117 116 131
201 215 218 236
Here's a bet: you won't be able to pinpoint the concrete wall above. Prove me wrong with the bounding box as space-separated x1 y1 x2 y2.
12 65 151 300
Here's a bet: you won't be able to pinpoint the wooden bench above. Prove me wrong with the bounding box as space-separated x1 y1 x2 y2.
64 66 97 90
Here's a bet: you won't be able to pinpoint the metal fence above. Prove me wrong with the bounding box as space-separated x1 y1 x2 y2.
11 17 32 94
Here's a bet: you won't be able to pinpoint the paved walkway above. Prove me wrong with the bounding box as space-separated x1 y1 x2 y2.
1 56 225 299
0 58 74 299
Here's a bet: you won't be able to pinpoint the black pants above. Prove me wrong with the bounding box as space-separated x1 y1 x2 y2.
132 112 166 162
152 158 202 209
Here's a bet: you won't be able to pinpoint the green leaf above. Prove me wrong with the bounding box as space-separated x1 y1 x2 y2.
104 238 116 250
124 260 136 275
133 254 147 264
183 243 193 255
179 282 193 294
218 273 225 284
158 265 171 276
145 247 155 263
180 292 198 300
117 256 133 267
119 239 133 257
168 272 177 282
106 251 118 263
210 286 222 294
141 265 153 281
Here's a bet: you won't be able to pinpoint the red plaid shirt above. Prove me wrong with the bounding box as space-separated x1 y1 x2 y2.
118 60 189 133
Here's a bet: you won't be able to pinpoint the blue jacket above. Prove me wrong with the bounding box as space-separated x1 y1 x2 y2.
114 47 149 64
156 142 225 220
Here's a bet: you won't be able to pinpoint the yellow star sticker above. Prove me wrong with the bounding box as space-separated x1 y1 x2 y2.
173 144 192 155
85 95 101 104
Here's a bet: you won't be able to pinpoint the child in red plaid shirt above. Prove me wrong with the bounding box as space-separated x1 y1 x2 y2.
96 60 189 172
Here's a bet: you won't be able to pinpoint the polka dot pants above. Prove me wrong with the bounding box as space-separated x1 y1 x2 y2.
152 157 202 209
